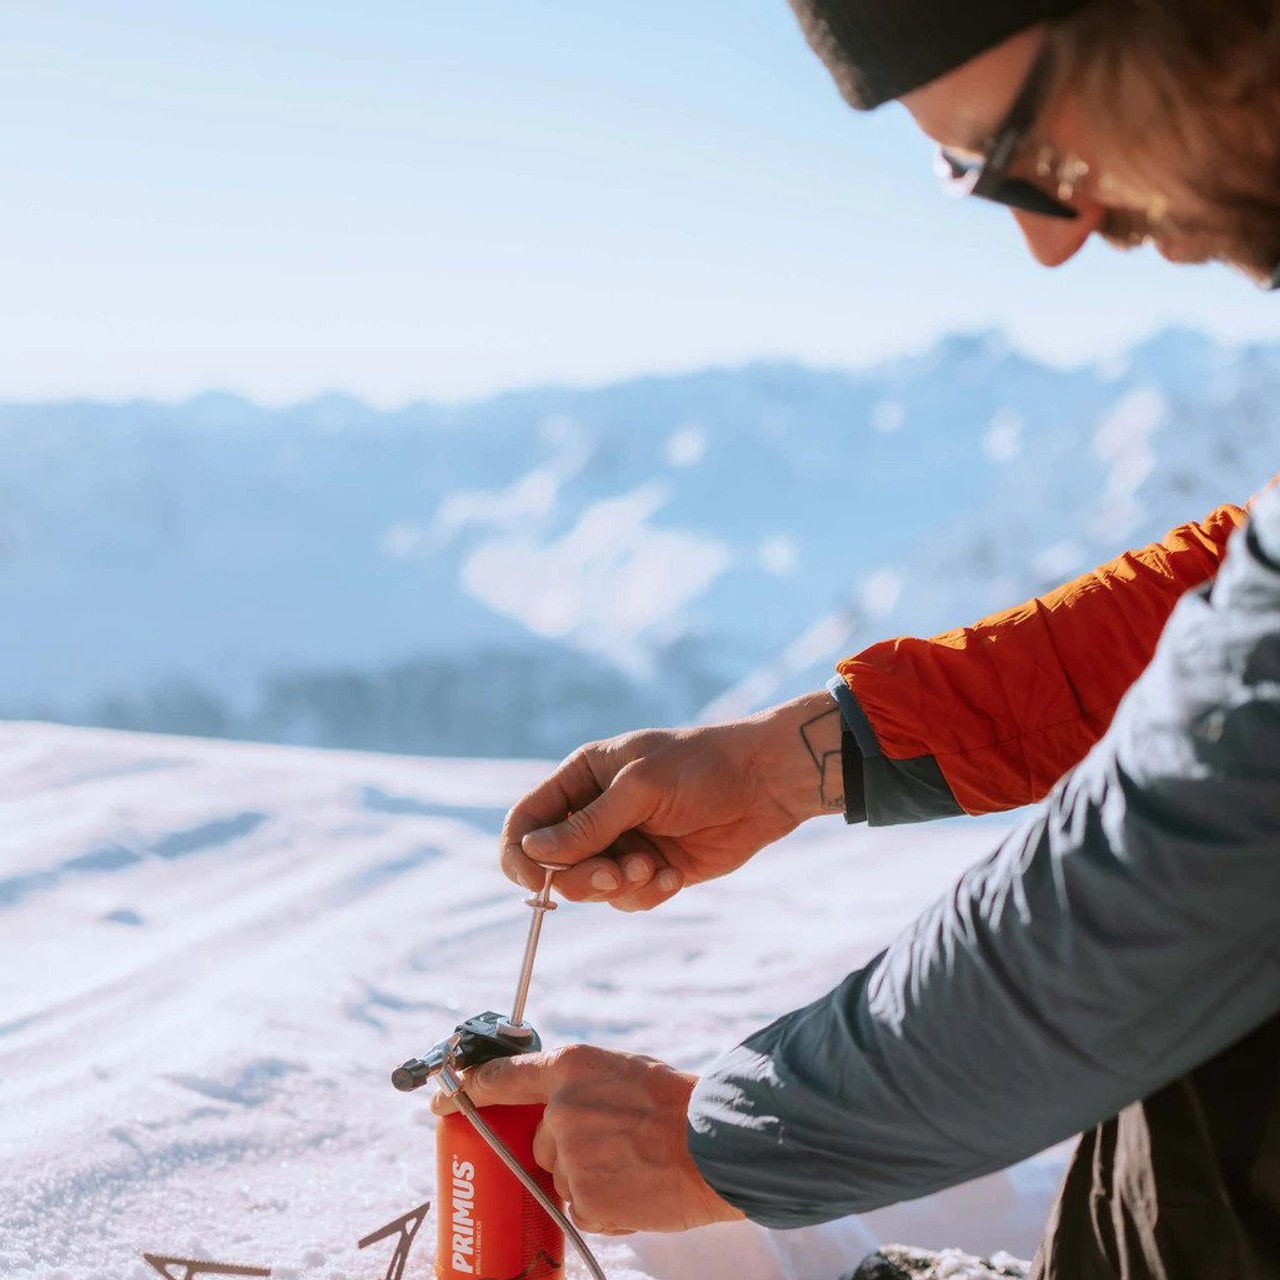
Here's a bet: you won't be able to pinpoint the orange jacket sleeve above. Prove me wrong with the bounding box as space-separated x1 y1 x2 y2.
831 501 1251 823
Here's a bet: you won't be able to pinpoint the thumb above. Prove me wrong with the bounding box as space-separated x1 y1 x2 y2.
522 767 653 865
430 1052 555 1116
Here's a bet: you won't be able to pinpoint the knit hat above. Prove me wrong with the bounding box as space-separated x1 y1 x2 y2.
789 0 1090 110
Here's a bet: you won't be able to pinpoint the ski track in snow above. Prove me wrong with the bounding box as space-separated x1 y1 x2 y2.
0 723 1068 1280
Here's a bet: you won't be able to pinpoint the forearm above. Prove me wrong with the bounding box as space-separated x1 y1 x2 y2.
691 489 1280 1226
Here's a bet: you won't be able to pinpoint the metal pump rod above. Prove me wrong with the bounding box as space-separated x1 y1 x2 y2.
501 866 558 1034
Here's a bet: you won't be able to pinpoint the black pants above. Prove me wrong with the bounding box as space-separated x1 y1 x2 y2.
1033 1015 1280 1280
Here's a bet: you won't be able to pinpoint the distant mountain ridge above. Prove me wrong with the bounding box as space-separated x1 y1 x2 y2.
3 327 1277 757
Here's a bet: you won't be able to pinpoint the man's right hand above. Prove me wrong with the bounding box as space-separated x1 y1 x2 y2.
500 690 848 911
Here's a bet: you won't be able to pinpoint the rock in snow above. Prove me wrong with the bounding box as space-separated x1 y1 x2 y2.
850 1245 1030 1279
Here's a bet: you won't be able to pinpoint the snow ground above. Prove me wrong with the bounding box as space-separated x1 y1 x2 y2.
0 723 1068 1280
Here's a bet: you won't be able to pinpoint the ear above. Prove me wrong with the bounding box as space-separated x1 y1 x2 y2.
1012 200 1105 266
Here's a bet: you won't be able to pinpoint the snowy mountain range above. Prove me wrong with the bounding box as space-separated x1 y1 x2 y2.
3 327 1277 757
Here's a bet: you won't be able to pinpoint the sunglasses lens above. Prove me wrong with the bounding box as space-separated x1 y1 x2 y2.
936 150 971 179
936 149 980 196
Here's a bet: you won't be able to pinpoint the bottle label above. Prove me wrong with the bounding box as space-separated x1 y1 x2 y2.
450 1158 477 1273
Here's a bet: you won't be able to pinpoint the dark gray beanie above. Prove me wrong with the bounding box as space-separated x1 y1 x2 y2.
789 0 1091 110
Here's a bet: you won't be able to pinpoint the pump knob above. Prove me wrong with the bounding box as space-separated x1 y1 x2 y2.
391 1059 434 1092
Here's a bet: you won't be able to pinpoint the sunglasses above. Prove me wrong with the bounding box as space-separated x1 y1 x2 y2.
935 43 1080 222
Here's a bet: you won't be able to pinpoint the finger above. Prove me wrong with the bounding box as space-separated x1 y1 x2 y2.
532 1123 558 1176
520 763 655 870
532 1125 574 1203
500 838 549 895
542 823 667 902
570 1206 634 1237
618 848 660 891
608 864 685 913
541 852 627 902
501 752 610 890
454 1052 556 1109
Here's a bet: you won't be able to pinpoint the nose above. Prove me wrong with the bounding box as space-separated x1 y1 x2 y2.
1012 200 1105 266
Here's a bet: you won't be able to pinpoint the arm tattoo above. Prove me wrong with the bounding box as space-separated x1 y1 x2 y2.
799 705 845 813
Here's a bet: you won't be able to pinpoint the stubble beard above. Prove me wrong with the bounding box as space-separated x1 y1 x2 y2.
1101 202 1280 283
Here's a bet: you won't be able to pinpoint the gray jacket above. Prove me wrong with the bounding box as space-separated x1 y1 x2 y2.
687 484 1280 1228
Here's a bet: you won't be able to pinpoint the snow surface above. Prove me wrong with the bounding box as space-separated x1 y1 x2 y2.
0 723 1068 1280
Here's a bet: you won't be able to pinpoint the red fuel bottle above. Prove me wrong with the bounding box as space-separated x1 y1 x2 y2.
436 1103 564 1280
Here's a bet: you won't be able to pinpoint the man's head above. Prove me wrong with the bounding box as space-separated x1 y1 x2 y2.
791 0 1280 283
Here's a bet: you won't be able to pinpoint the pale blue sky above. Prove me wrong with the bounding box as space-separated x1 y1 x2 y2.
4 0 1276 405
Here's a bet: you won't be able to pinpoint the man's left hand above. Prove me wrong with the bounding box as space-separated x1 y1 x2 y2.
430 1044 745 1235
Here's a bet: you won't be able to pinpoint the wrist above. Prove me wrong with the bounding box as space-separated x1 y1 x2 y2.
679 1073 747 1226
752 690 846 824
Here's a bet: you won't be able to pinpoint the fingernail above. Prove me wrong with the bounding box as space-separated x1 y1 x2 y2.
524 829 559 857
623 857 649 883
658 869 681 893
592 868 620 892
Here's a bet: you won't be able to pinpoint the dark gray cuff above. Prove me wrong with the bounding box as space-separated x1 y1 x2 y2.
827 674 880 758
827 675 962 826
827 675 871 825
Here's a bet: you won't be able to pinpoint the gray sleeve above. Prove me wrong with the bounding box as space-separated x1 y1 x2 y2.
689 486 1280 1229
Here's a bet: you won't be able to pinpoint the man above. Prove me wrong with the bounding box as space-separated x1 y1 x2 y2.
431 2 1280 1275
